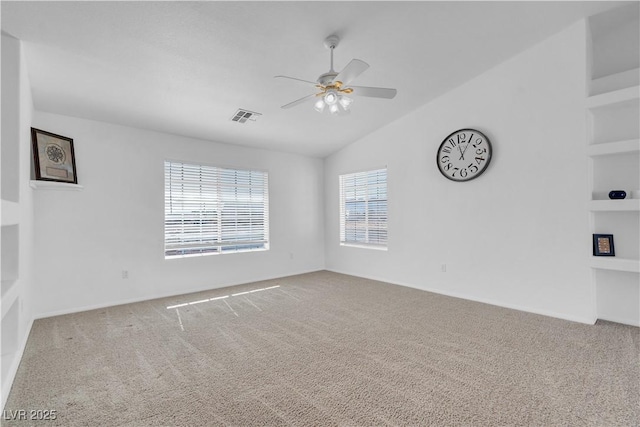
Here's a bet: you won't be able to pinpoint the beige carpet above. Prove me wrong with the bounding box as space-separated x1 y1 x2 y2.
4 271 640 426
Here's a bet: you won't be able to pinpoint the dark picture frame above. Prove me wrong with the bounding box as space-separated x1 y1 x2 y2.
593 234 615 256
31 128 78 184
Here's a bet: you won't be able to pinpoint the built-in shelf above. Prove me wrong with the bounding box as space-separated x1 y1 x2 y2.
587 85 639 109
1 283 19 320
1 199 20 226
1 224 19 286
29 180 83 191
1 298 20 387
587 139 640 156
590 257 640 273
590 68 640 96
1 279 17 300
589 199 640 211
592 190 640 200
587 4 639 327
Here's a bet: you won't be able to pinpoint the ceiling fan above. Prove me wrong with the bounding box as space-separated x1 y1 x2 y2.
275 35 397 115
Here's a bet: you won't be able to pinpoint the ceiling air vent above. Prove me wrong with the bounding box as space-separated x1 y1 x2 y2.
231 109 261 124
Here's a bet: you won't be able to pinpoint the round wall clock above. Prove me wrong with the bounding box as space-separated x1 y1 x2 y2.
436 128 492 182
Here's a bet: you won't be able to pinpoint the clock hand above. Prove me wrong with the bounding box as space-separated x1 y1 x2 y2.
458 145 466 160
459 133 474 160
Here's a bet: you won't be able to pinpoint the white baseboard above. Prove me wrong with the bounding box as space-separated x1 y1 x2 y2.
596 314 640 327
325 268 598 326
2 316 34 411
35 268 324 320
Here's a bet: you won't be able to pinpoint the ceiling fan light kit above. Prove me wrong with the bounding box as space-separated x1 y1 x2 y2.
315 87 353 115
276 35 397 115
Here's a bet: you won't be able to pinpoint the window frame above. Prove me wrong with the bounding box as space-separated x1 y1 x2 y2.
339 167 388 250
164 160 270 259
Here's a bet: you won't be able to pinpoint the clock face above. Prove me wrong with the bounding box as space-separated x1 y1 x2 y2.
437 129 492 182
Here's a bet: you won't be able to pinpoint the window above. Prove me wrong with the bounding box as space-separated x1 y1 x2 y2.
339 168 387 248
164 161 269 258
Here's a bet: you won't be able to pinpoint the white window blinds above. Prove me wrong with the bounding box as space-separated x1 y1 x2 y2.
164 161 269 257
339 168 387 248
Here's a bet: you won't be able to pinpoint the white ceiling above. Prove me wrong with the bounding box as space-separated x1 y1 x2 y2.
1 1 626 157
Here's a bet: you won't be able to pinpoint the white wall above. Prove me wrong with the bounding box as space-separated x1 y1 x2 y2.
1 33 35 408
32 113 325 317
324 21 593 323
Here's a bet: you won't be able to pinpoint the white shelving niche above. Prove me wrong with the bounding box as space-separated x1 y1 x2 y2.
1 197 22 390
1 31 32 408
587 4 640 327
1 184 22 404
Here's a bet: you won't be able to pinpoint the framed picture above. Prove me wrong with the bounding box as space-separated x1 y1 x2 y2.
593 234 615 256
31 128 78 184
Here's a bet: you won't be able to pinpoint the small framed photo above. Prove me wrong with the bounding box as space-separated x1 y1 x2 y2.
31 128 77 184
593 234 615 256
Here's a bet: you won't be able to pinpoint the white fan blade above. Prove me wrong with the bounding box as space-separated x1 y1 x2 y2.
349 86 397 99
333 59 369 86
281 94 317 109
274 75 318 86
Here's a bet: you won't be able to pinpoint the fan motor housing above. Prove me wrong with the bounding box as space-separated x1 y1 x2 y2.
317 72 338 85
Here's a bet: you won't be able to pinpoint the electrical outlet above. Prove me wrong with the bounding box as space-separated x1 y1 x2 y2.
441 264 447 272
122 270 129 279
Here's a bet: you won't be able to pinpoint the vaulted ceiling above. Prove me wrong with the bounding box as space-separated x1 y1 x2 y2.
1 1 626 157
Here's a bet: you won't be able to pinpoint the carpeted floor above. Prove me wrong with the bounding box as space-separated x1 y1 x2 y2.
4 271 640 426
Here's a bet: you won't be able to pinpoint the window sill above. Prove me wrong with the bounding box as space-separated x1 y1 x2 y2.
165 247 269 259
340 243 388 251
